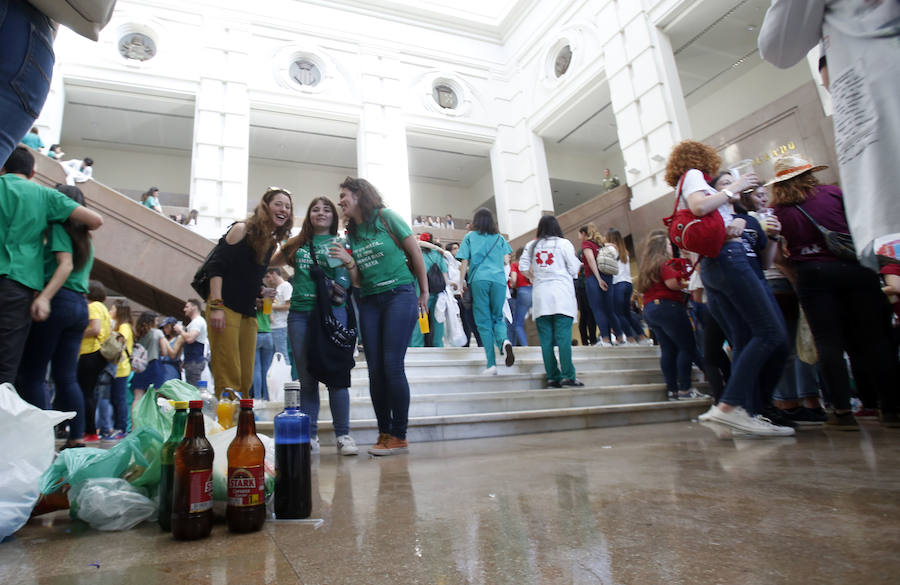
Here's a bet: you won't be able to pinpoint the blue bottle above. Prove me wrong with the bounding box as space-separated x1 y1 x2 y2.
273 382 311 518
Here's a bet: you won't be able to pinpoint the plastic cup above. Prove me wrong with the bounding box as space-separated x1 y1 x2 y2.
263 297 273 315
729 159 754 179
325 238 344 268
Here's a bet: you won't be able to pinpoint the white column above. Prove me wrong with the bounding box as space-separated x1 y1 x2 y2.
356 53 412 222
490 127 553 240
600 2 691 209
189 18 250 238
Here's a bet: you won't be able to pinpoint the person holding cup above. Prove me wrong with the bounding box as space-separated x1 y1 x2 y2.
205 187 293 398
665 141 792 437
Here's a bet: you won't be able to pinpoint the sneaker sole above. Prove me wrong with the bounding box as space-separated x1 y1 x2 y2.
339 448 359 456
708 412 796 437
504 344 515 367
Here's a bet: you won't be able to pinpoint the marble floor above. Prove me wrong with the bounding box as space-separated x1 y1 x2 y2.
2 420 899 585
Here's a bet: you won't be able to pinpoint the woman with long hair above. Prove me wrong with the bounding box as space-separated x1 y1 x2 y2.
205 187 294 398
635 230 697 400
131 311 176 404
519 216 581 387
770 154 899 428
77 280 112 442
667 140 791 436
140 187 163 214
107 300 134 439
457 208 515 375
578 223 622 346
507 247 532 346
271 196 359 456
338 177 427 455
15 184 94 448
606 228 647 344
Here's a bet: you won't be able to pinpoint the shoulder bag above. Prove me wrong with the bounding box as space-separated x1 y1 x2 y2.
191 223 236 300
595 244 619 275
308 241 348 306
794 203 857 262
663 173 726 258
305 247 357 389
99 331 126 363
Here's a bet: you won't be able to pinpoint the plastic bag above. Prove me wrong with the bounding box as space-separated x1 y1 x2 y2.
0 383 75 539
71 478 156 531
208 427 276 501
267 353 291 403
131 379 202 439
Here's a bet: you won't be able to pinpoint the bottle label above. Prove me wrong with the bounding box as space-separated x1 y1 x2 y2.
227 465 265 507
284 389 300 409
189 468 214 513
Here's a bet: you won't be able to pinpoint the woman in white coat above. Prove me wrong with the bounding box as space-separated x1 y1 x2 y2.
519 215 582 388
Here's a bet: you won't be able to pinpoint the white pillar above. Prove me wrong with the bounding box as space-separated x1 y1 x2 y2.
189 18 251 239
601 2 691 209
356 54 412 222
489 126 553 240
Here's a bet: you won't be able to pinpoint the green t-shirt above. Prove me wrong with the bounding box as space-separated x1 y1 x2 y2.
347 208 415 296
44 223 93 294
0 175 80 290
456 231 512 285
256 311 271 333
289 234 347 311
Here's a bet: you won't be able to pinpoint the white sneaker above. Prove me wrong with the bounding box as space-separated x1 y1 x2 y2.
707 405 795 437
336 434 359 456
698 405 717 422
310 436 320 453
594 340 613 348
482 366 498 376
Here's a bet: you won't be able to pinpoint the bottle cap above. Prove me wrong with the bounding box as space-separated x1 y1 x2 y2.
284 381 300 391
189 400 203 409
197 380 208 389
174 401 189 409
240 399 254 408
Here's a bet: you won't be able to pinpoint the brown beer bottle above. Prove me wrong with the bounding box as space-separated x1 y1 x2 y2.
226 398 267 532
171 400 214 540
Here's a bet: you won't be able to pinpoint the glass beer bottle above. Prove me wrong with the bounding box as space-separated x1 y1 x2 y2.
171 400 214 540
159 401 189 531
227 399 267 532
274 382 311 519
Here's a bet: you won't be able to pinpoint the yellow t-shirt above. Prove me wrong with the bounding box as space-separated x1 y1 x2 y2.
115 322 134 378
80 301 111 355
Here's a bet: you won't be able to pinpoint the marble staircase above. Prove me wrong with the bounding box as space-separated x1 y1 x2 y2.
255 345 709 447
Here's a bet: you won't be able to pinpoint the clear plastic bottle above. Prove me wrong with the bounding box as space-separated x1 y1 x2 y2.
274 382 311 519
197 380 218 420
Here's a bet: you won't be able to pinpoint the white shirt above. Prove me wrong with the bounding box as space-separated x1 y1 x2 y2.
681 169 734 227
62 159 93 185
519 237 580 319
187 315 208 347
612 258 632 285
271 281 293 329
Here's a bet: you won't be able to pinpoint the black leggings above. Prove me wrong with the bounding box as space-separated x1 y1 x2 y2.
76 350 107 435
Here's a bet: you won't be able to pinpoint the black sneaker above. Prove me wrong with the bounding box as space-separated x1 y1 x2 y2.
783 406 827 426
826 411 859 431
546 379 562 388
504 341 515 367
667 391 678 401
561 378 584 387
760 406 798 429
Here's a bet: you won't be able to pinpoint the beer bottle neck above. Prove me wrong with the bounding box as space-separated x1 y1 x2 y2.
169 409 188 442
186 408 207 438
236 407 256 435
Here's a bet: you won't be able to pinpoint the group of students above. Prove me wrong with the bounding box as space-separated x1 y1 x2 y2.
633 139 900 438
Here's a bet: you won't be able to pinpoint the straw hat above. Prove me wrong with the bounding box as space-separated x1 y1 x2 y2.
765 154 828 185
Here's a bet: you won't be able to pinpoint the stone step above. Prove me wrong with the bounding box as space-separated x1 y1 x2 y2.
256 399 710 447
362 345 658 363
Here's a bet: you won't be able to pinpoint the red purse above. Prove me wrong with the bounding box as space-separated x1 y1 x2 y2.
662 173 726 258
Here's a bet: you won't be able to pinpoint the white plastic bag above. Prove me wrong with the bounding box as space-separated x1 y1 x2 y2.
209 427 276 501
441 292 468 347
71 478 156 531
266 353 291 403
0 383 75 539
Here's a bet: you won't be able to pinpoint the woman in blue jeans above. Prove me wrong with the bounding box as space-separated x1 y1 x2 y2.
666 140 791 437
15 184 94 449
507 247 532 346
578 223 621 346
635 231 696 399
271 196 359 456
606 228 647 344
339 177 427 456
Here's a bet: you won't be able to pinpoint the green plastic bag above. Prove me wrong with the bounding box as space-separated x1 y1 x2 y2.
38 428 164 505
131 380 202 439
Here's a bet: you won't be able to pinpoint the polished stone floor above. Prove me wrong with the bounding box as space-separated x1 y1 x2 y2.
2 421 899 585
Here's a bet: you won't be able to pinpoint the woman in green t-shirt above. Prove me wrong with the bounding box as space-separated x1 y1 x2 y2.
337 177 428 456
271 197 359 456
457 208 514 374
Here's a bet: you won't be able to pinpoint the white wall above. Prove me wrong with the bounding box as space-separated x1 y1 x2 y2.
545 144 625 184
410 170 494 221
688 59 813 142
247 160 352 218
62 144 191 196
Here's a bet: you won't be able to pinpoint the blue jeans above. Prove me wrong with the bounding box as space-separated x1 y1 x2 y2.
94 365 115 434
359 283 418 439
111 375 130 431
701 242 790 413
643 300 695 392
0 0 55 163
271 327 288 359
511 286 532 346
287 308 351 438
251 331 275 401
159 358 181 383
612 282 643 339
471 280 508 367
585 274 621 340
15 288 88 439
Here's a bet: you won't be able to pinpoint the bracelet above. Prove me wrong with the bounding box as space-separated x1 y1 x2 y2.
344 261 357 269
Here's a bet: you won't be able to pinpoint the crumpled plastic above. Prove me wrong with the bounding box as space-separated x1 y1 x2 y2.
208 427 276 501
70 478 156 531
0 383 75 540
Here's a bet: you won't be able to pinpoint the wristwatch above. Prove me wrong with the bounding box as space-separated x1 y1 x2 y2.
722 189 736 201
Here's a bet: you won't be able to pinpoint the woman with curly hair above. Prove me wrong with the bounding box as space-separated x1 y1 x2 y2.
205 187 294 398
665 140 792 437
770 154 900 429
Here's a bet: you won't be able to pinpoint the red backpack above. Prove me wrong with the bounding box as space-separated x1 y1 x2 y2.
663 172 726 258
